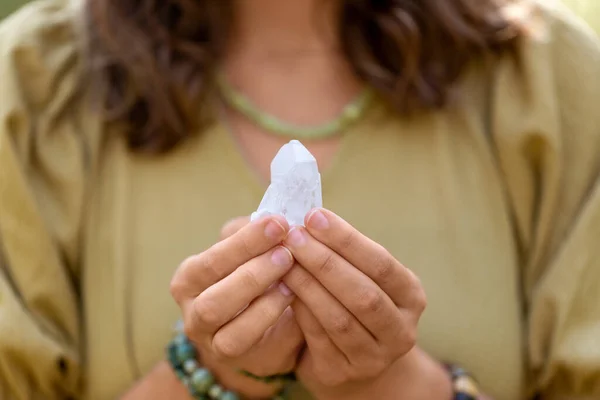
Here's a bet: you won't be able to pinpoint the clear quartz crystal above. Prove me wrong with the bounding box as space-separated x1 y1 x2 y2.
251 140 322 226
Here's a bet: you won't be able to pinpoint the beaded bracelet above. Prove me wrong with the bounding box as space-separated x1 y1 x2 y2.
445 364 481 400
166 323 290 400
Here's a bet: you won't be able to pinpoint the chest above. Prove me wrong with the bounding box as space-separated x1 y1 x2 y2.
81 112 525 400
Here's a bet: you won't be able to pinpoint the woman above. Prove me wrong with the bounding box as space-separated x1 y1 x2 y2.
1 0 599 399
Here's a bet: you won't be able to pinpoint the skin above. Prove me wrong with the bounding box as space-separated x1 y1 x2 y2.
166 210 455 400
223 0 356 184
124 216 303 399
123 0 490 398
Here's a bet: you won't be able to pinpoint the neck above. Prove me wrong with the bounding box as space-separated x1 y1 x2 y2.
230 0 341 58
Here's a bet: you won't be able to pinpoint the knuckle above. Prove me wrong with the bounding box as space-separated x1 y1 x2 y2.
200 250 224 282
338 230 357 251
238 234 255 259
259 299 284 323
330 313 354 335
372 250 396 283
182 308 204 343
238 268 263 292
297 309 325 336
179 254 199 273
183 321 196 342
287 265 314 290
284 264 315 293
303 320 326 336
317 252 338 275
192 296 222 329
169 276 186 304
170 255 199 300
398 326 418 355
384 316 417 357
355 287 385 314
405 271 427 313
412 286 428 314
212 333 244 359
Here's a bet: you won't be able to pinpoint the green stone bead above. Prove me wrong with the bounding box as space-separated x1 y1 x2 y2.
219 391 240 400
167 343 178 366
175 369 187 381
176 342 196 362
173 320 185 333
183 359 198 374
173 333 187 346
190 368 214 393
262 116 278 131
188 388 200 399
215 71 374 140
346 104 359 119
181 376 190 389
207 384 223 399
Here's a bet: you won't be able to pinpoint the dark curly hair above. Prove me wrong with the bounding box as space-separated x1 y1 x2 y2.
85 0 526 154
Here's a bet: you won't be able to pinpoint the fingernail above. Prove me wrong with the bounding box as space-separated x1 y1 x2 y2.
279 282 293 296
265 219 285 239
307 209 329 230
286 227 306 247
271 247 293 266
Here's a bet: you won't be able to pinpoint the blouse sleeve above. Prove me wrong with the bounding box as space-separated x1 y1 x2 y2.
490 2 600 398
0 1 93 398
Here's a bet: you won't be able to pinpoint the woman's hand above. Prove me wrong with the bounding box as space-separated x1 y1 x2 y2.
281 208 433 398
170 215 304 397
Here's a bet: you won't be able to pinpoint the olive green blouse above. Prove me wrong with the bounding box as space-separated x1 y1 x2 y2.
561 0 600 33
1 1 600 399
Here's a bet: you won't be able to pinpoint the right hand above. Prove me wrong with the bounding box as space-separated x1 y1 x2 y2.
170 215 304 393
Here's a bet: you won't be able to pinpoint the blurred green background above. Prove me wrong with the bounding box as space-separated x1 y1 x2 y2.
1 0 26 20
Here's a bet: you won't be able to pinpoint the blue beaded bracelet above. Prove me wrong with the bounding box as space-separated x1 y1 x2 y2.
445 364 480 400
166 323 290 400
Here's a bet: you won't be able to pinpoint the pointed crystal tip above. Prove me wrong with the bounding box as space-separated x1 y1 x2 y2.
252 140 322 226
270 140 316 177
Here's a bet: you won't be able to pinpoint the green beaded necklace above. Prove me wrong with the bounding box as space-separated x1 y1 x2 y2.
216 72 374 139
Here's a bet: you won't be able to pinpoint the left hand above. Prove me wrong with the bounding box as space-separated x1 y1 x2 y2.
281 208 428 394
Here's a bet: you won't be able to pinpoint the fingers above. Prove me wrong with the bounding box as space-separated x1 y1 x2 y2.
259 306 304 356
171 215 305 377
283 265 379 364
284 229 403 344
304 208 418 306
245 306 305 375
291 301 350 387
171 215 289 301
192 246 294 333
211 283 295 359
